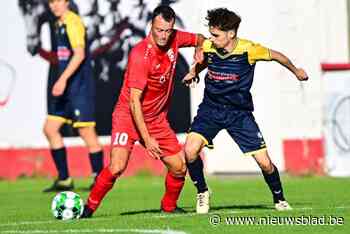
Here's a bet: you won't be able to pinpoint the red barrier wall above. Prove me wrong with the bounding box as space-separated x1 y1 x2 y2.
283 138 325 175
0 145 165 180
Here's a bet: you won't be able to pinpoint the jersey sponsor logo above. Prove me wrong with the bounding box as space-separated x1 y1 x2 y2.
207 70 239 81
113 132 129 146
167 48 175 62
157 49 176 84
57 46 71 61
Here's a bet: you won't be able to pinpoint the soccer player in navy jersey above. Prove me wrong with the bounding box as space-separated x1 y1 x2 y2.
43 0 104 192
183 8 308 213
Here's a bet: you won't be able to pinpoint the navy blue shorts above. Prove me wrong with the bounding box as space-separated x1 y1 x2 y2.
48 95 95 128
189 102 266 155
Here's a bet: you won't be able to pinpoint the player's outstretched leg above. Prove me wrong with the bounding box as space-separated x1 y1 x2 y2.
78 126 104 189
253 150 292 211
43 118 74 192
81 147 130 218
184 134 210 214
161 153 187 213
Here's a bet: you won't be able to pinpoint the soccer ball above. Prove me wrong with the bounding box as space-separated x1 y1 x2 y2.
51 191 84 220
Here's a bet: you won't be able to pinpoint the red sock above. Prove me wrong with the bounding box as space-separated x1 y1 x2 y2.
161 172 185 212
87 167 118 211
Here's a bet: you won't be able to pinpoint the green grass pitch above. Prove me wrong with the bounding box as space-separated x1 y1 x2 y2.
0 175 349 234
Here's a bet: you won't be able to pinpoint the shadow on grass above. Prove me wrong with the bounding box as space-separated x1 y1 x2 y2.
120 209 163 216
120 204 271 216
75 186 93 192
210 204 270 211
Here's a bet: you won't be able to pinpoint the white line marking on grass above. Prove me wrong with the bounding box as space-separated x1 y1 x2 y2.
0 218 112 227
0 221 56 227
335 206 349 209
1 229 187 234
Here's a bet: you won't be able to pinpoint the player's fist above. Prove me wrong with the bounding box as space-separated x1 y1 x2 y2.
182 72 199 87
295 68 308 81
52 79 67 97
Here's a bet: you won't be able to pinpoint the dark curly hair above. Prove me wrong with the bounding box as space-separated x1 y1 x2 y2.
152 5 176 23
206 8 241 32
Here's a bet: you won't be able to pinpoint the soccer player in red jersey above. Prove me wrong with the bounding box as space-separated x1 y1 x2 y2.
81 5 205 217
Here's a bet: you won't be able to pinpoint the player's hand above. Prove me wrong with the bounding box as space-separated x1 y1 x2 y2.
182 72 199 87
52 79 67 96
145 137 162 160
295 68 308 81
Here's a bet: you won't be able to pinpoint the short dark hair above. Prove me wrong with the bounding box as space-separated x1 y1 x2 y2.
206 8 241 32
152 5 176 23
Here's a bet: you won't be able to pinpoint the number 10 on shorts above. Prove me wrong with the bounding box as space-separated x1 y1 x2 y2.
113 132 129 146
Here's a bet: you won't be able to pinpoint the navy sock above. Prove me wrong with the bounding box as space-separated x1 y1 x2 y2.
186 157 208 193
262 164 285 203
89 151 104 176
51 147 69 180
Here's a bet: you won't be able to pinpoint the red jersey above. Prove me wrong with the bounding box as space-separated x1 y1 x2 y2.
114 30 197 122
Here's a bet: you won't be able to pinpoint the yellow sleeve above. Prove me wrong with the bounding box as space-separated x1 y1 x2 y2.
202 39 215 53
65 13 86 49
247 43 272 64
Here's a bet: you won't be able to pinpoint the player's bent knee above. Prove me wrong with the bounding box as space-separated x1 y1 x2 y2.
43 125 59 139
184 145 200 163
109 148 130 176
170 167 186 178
170 162 187 177
108 160 127 176
259 161 274 174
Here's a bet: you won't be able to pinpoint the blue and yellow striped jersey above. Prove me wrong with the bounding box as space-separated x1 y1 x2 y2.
202 38 272 110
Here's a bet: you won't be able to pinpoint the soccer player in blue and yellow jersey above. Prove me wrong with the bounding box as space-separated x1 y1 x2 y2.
43 0 104 192
182 8 308 213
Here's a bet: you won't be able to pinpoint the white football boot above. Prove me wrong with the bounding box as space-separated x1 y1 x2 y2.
196 190 210 214
275 200 293 211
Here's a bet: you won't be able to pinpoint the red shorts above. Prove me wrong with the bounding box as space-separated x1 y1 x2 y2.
111 113 182 157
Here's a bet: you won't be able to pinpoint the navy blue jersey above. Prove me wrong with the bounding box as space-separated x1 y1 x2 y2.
202 39 271 111
54 10 94 98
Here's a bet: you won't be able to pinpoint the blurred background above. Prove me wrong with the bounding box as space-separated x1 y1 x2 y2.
0 0 349 180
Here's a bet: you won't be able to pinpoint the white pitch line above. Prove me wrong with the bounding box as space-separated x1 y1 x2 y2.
0 218 111 227
1 229 187 234
0 221 56 227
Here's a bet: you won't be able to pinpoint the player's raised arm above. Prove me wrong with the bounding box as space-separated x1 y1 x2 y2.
270 49 309 81
194 34 206 63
